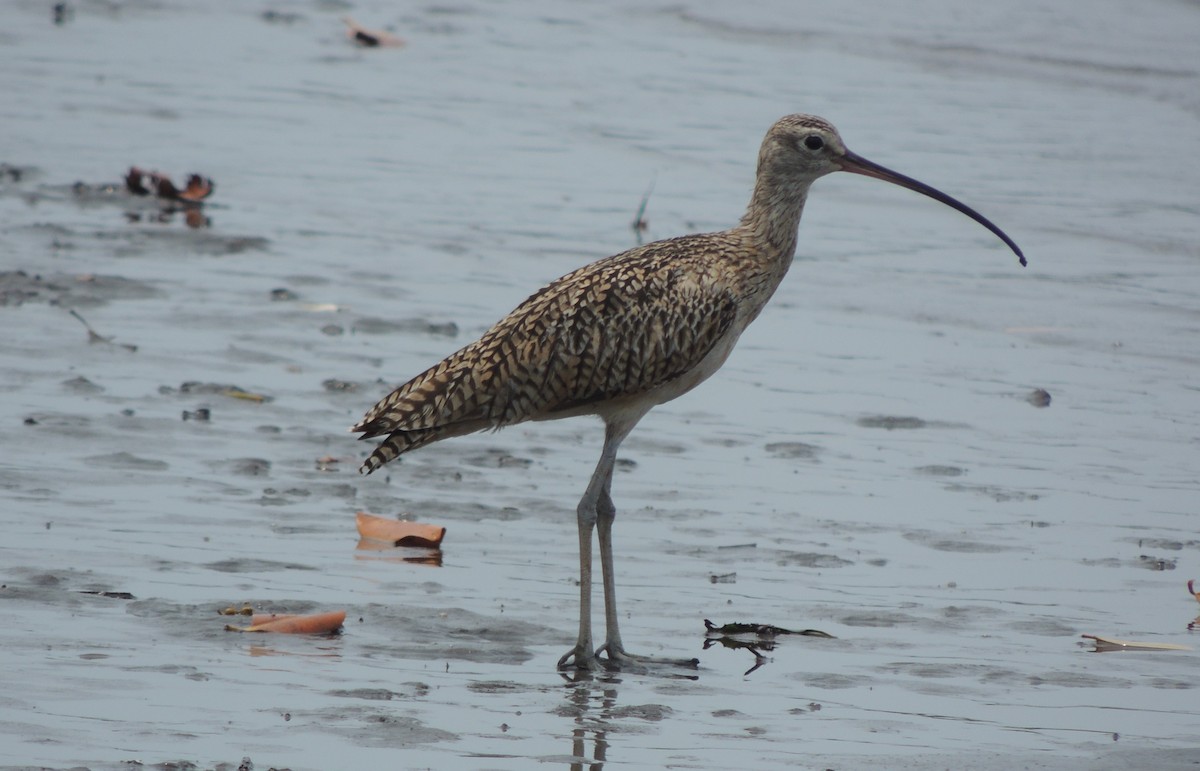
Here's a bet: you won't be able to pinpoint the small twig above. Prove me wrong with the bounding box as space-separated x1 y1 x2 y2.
631 179 655 244
68 308 137 351
69 308 111 344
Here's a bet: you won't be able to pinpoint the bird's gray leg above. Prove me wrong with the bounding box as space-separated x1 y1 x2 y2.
594 481 623 651
592 418 699 670
556 428 619 671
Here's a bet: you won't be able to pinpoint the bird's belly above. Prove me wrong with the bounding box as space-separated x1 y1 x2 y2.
659 331 741 402
585 327 743 423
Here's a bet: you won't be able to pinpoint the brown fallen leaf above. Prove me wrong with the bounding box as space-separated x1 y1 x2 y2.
125 166 150 195
177 173 215 202
124 166 214 202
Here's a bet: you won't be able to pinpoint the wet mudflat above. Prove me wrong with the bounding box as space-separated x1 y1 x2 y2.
2 1 1199 769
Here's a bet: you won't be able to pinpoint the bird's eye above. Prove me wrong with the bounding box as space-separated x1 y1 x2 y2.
803 135 824 151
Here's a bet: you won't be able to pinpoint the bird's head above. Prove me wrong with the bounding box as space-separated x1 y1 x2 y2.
758 113 1026 266
756 114 849 183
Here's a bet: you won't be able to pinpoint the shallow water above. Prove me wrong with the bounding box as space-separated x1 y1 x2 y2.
2 1 1199 769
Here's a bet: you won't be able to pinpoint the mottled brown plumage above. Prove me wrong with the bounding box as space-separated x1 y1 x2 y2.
351 114 1024 671
353 233 759 470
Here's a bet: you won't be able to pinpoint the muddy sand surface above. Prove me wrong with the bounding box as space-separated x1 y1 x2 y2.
2 1 1199 769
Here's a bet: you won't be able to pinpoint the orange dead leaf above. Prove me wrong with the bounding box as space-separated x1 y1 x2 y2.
248 613 297 627
355 538 444 565
177 173 215 201
227 610 346 634
356 511 445 547
342 16 405 47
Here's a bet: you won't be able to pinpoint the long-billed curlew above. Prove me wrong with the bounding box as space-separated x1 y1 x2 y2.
352 114 1025 671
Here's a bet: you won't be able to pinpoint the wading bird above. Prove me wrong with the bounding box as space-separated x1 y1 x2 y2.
352 114 1025 671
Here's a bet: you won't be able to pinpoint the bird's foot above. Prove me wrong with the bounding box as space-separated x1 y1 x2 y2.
595 642 699 671
557 644 605 672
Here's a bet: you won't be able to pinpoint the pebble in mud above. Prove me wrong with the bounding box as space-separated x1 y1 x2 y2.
903 529 1017 553
328 685 432 701
61 375 103 393
857 414 927 430
228 458 271 476
84 451 168 471
1027 387 1052 407
764 441 820 459
464 448 534 468
914 464 965 477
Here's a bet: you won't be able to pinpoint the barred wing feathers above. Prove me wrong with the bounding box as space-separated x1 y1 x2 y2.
353 236 742 473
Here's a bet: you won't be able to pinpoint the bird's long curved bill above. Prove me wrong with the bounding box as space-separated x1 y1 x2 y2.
839 150 1026 267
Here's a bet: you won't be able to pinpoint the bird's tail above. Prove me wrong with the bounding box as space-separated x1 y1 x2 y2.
351 354 486 474
358 427 442 474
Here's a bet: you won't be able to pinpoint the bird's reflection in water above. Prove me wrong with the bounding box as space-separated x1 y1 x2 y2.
559 674 616 771
702 635 777 676
555 663 701 770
